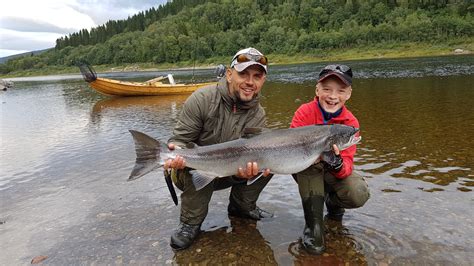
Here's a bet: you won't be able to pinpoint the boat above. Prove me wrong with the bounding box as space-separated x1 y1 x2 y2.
77 62 219 97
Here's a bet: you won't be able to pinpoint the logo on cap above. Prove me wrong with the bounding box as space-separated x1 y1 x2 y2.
318 64 353 86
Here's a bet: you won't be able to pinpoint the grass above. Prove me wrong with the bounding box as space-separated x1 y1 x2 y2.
2 38 473 78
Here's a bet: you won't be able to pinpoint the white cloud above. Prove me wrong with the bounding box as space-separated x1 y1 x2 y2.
70 0 163 25
0 49 30 58
0 17 76 34
2 0 96 32
0 0 167 58
0 28 62 51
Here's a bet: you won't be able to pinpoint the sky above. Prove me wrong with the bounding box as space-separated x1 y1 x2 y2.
0 0 168 58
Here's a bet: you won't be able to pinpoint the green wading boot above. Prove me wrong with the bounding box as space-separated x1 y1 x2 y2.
170 222 201 250
228 204 274 220
325 194 345 222
301 195 325 255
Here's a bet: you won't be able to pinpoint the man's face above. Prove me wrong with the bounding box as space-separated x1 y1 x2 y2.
316 76 352 113
226 65 266 102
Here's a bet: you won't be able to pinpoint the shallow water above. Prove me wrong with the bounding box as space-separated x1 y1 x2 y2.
1 55 473 265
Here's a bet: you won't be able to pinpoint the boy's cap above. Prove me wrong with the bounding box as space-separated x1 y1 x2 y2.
230 47 268 73
318 64 352 86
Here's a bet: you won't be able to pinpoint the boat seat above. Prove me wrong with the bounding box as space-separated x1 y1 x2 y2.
167 74 176 86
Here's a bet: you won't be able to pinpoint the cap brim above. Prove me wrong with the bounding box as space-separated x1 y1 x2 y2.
319 72 351 86
233 61 267 73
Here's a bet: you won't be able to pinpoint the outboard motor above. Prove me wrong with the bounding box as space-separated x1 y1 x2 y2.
75 61 97 83
215 64 226 79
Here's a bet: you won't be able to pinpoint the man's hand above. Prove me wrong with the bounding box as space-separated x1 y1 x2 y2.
237 162 271 180
164 144 186 170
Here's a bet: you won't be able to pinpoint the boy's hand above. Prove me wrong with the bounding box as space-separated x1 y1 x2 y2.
322 144 343 172
332 144 340 155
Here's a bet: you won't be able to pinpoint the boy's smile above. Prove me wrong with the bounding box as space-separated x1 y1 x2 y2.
316 77 352 113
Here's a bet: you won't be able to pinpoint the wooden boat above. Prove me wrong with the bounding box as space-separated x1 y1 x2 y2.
88 76 217 96
77 62 217 97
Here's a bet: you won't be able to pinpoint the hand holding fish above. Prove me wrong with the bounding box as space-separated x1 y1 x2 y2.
332 144 340 155
321 144 344 172
237 162 271 180
164 144 271 179
164 144 186 170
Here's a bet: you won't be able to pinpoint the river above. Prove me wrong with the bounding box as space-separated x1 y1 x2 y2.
1 55 473 265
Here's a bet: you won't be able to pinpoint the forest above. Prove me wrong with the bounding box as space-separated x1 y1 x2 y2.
1 0 473 74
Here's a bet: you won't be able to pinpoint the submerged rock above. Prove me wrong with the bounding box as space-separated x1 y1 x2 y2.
31 255 48 264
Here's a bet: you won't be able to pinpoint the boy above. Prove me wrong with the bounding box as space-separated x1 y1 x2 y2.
290 64 370 254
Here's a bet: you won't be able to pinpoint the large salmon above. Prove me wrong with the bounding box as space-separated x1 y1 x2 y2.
128 124 360 191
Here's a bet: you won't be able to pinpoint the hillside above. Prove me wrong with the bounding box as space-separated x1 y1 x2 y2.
0 48 52 64
1 0 473 76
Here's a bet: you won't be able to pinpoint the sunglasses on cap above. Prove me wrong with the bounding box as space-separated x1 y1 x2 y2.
319 64 352 78
233 53 268 66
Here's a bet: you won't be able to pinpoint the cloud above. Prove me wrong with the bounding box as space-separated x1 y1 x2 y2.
0 0 168 57
0 29 62 51
0 17 76 34
69 0 167 25
0 49 29 58
1 0 96 33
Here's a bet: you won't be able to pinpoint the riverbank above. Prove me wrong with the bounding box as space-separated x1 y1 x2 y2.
1 40 472 79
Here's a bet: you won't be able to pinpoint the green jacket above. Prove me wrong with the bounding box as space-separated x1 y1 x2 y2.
168 78 266 147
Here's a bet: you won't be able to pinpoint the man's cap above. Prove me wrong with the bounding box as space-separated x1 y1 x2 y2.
318 64 353 86
230 47 268 73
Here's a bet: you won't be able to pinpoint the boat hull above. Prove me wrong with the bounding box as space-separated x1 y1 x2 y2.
89 77 217 96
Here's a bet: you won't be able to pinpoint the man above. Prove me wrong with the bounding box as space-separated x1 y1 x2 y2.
164 47 273 250
291 64 370 254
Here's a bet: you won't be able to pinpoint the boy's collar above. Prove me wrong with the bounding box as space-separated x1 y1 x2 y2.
315 97 343 122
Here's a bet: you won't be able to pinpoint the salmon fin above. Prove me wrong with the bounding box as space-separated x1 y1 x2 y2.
185 142 200 149
190 170 218 190
242 127 271 138
246 172 264 185
128 130 168 181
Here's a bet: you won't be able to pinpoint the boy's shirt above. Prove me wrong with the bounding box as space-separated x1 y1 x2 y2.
290 97 360 179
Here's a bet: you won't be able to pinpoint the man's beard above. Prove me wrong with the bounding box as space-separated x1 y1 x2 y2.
233 90 256 103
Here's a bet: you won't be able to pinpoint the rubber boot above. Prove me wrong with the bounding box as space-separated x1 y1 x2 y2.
325 193 345 222
301 195 325 255
228 204 274 220
170 222 201 250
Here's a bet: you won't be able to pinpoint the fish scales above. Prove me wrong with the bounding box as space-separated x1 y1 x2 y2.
128 124 360 191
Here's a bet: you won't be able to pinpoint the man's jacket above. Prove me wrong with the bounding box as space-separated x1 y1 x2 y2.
169 78 266 147
290 97 360 179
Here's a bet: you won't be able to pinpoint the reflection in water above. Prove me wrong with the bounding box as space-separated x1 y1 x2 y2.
174 217 276 264
1 56 473 265
351 76 474 189
262 75 474 190
89 95 189 127
283 219 368 265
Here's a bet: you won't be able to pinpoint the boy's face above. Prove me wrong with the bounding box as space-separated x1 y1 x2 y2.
316 76 352 113
226 65 266 102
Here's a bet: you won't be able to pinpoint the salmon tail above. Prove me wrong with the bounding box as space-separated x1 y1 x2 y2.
128 130 169 181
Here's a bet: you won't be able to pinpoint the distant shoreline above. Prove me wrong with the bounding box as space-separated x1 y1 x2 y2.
2 41 472 79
